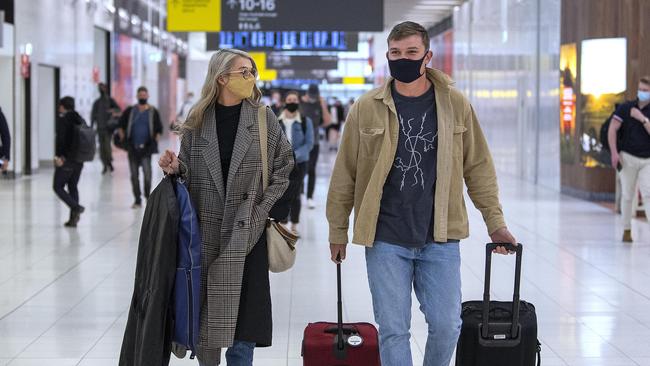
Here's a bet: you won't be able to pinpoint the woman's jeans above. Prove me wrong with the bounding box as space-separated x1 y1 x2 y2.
198 341 255 366
365 241 462 366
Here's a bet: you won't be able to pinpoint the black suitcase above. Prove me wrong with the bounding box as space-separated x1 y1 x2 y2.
456 243 541 366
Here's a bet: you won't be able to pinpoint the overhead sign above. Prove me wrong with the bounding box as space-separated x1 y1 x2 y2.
207 31 358 52
115 0 190 56
249 52 277 81
277 69 330 79
267 55 338 70
168 0 221 32
220 0 383 31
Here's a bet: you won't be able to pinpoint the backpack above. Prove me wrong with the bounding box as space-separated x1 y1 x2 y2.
172 178 202 359
600 104 623 152
71 116 96 162
300 116 308 135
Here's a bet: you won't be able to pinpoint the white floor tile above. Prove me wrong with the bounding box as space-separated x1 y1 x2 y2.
3 144 650 365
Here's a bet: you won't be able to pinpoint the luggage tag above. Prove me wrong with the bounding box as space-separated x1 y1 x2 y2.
347 335 363 347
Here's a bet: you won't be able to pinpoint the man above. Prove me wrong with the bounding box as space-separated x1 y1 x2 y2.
0 107 10 174
326 22 517 366
174 91 194 130
91 83 120 174
54 97 86 227
609 76 650 243
118 86 163 208
327 97 345 152
270 90 283 116
300 84 331 209
344 97 355 119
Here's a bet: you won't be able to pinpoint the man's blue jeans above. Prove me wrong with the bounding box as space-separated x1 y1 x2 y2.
365 241 462 366
198 341 255 366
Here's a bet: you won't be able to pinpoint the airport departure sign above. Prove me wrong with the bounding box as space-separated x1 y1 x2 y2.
168 0 383 32
207 31 358 52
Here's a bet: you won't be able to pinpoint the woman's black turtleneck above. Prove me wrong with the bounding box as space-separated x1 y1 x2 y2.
215 102 242 188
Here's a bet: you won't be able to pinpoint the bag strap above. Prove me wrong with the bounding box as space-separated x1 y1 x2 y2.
258 106 269 190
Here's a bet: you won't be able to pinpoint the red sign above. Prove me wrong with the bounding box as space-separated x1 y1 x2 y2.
92 66 100 83
20 54 30 78
561 86 575 135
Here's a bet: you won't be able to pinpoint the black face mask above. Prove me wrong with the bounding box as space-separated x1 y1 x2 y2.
387 54 427 84
285 103 299 113
138 98 148 105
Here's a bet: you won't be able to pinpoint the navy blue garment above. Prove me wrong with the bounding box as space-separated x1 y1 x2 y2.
131 109 151 147
375 83 438 248
173 178 202 359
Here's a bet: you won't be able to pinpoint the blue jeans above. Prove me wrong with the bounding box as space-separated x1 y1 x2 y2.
198 341 255 366
365 241 462 366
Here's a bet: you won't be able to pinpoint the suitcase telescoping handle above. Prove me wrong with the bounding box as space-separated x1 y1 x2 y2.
336 255 345 350
482 243 523 340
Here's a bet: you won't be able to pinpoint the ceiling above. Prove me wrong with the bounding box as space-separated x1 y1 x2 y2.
384 0 466 30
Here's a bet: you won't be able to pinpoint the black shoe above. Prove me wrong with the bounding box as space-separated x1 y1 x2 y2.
102 166 108 175
109 163 114 172
70 206 85 225
132 201 142 209
64 209 76 227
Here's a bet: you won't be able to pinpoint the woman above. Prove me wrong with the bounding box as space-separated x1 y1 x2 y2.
277 91 314 234
158 49 294 366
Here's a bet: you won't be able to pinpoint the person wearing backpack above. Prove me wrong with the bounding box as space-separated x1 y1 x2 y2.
278 90 314 234
53 96 86 227
609 76 650 243
117 86 163 208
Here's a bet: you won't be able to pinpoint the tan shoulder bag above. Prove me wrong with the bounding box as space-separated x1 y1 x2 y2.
258 106 299 273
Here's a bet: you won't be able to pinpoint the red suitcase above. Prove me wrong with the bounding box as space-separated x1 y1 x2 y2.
301 260 380 366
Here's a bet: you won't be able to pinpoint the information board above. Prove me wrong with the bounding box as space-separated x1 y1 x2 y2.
169 0 382 32
207 31 358 52
267 55 338 70
221 0 383 31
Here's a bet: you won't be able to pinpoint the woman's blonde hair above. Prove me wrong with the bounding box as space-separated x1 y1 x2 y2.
182 49 262 132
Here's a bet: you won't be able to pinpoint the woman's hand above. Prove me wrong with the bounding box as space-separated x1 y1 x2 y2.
159 149 180 175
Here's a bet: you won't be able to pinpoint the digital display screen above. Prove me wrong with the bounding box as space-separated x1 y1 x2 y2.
207 31 358 52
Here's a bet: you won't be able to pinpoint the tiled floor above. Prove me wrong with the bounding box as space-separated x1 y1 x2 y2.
3 141 650 366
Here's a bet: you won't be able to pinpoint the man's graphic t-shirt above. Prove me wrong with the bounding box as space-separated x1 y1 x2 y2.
375 83 438 248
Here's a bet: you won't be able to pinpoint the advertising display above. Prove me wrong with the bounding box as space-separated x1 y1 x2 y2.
113 34 136 109
560 43 577 164
168 0 221 32
430 30 453 76
579 37 627 168
207 31 358 52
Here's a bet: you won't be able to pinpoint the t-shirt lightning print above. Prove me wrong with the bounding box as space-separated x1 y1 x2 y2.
375 83 438 248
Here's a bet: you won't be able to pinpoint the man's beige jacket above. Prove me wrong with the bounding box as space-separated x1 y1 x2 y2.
326 68 506 246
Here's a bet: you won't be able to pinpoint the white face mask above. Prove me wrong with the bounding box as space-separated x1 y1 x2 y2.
639 90 650 103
